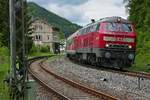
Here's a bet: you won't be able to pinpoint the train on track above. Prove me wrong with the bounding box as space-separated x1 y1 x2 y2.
66 16 136 69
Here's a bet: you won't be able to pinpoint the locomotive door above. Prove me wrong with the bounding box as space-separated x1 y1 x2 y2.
92 32 99 48
74 36 78 50
90 32 94 48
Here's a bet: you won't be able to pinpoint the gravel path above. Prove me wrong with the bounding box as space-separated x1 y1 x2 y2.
45 57 150 100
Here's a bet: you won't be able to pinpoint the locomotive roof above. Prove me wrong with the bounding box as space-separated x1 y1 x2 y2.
99 16 131 23
82 17 131 30
67 16 132 40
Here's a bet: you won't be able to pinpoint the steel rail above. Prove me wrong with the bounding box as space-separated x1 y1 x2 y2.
28 59 70 100
122 70 150 79
40 60 118 100
69 58 150 79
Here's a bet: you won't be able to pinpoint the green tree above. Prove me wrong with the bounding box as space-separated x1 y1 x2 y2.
143 0 150 32
0 0 9 46
58 32 65 40
124 0 150 32
124 0 150 70
0 0 33 53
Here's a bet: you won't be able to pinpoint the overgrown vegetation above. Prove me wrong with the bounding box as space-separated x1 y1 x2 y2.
29 45 52 57
124 0 150 72
0 47 9 99
0 0 9 99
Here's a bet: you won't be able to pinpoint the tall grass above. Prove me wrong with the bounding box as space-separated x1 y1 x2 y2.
0 47 9 99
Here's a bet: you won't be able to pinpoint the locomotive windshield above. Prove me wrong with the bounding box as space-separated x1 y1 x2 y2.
105 22 132 32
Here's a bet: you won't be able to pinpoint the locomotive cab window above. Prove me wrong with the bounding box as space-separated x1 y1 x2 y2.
105 22 132 32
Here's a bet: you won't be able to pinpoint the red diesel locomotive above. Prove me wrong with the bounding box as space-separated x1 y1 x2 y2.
66 17 136 68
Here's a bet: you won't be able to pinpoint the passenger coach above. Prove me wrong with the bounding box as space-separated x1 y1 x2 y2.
66 17 136 69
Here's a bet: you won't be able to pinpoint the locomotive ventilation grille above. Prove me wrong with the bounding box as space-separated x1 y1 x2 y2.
107 44 129 49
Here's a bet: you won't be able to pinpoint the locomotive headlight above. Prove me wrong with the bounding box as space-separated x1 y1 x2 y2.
128 45 132 49
103 36 116 41
123 38 134 43
105 44 109 47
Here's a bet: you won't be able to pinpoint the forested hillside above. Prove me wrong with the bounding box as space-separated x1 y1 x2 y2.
27 2 81 37
124 0 150 71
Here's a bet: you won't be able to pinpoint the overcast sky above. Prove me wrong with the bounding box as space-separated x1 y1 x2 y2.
27 0 128 26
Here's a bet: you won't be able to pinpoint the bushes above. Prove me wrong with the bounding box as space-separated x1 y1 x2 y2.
29 44 52 56
136 31 150 54
129 31 150 72
40 46 50 52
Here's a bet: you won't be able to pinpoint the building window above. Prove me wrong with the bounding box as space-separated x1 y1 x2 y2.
39 25 43 30
35 25 38 30
47 35 49 40
39 35 41 40
35 35 38 40
35 35 42 41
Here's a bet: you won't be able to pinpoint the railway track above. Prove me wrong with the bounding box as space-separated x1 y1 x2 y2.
122 70 150 79
69 58 150 79
28 57 118 100
28 59 69 100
